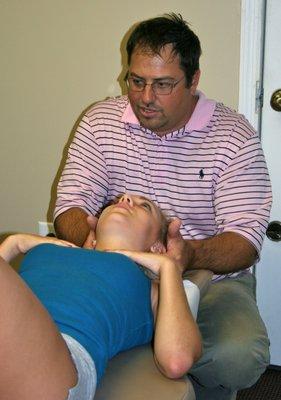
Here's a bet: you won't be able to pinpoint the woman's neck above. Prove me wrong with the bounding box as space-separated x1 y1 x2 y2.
94 237 135 252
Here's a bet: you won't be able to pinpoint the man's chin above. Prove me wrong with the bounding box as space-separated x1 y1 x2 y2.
138 117 166 133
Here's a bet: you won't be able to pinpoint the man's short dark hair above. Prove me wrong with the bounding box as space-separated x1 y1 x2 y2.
126 13 201 88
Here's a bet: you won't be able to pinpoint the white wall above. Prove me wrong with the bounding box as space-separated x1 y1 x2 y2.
0 0 241 234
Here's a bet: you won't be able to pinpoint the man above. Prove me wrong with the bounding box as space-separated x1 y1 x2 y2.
54 13 272 400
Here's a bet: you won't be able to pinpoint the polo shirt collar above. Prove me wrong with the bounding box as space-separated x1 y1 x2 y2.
185 91 216 132
121 90 217 134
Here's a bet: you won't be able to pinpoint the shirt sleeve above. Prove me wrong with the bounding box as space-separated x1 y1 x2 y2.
54 112 109 220
214 117 272 257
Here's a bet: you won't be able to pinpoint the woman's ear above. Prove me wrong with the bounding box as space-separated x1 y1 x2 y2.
150 241 166 254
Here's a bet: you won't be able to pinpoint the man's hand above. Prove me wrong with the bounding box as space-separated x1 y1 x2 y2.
166 218 194 274
54 208 90 246
167 225 257 274
83 215 98 249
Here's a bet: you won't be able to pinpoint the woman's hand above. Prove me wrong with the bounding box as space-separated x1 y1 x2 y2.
0 234 77 263
113 250 180 279
16 234 77 254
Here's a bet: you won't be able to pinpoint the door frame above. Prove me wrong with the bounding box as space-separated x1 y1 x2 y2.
238 0 266 131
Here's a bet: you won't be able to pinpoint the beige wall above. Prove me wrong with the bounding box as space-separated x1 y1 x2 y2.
0 0 241 235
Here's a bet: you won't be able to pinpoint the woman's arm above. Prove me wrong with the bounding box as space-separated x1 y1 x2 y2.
113 251 202 379
0 234 77 263
153 258 202 378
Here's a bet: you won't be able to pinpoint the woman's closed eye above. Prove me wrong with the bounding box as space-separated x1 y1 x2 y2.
141 202 152 211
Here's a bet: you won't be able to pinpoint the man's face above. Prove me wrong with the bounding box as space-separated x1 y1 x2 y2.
127 44 200 136
96 194 164 251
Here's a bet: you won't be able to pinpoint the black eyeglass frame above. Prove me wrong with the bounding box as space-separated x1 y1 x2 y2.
125 74 185 95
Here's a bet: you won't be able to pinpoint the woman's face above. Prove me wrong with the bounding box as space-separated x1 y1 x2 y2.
96 194 164 251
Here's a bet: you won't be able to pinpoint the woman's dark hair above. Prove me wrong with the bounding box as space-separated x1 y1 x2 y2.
126 13 201 88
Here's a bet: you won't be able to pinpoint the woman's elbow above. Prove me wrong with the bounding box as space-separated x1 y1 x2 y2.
157 349 202 379
164 359 193 379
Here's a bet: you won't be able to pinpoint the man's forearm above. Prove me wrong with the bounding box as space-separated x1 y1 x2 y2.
186 232 257 274
54 208 89 247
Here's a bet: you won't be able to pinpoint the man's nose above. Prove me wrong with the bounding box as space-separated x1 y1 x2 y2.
141 84 156 104
120 193 133 206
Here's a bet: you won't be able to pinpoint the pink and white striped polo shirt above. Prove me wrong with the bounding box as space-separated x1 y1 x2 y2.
55 91 272 278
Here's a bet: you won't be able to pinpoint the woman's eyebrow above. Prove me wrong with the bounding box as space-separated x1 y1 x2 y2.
138 196 152 202
138 196 157 211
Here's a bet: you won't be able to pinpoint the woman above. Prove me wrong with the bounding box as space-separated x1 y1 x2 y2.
0 193 201 400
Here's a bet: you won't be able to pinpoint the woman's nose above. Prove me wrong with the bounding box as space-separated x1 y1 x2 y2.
120 193 133 206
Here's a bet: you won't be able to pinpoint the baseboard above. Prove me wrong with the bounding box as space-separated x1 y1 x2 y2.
268 364 281 371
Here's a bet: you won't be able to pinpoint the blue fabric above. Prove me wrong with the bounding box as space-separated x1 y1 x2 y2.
20 244 153 383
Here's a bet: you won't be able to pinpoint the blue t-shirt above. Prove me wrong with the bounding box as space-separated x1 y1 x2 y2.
20 244 153 383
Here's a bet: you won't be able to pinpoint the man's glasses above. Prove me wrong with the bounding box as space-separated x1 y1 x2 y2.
126 75 185 95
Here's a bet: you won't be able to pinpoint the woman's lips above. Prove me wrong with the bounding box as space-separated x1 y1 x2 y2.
114 203 131 212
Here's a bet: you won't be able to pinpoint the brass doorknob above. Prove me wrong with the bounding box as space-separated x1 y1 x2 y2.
270 89 281 111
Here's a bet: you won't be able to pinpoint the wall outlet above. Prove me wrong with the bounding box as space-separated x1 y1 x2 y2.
38 221 55 236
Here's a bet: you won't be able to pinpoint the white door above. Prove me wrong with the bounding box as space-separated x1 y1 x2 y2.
256 0 281 367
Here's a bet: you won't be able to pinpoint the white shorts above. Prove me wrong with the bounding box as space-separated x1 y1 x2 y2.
183 279 200 320
62 334 97 400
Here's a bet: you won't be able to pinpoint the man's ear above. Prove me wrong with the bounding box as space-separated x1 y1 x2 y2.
190 69 200 95
150 240 166 254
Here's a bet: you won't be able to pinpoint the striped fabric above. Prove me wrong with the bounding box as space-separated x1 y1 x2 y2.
55 91 272 280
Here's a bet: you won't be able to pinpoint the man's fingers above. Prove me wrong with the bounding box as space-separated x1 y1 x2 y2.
83 215 98 248
83 231 96 249
87 215 98 230
167 218 182 238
